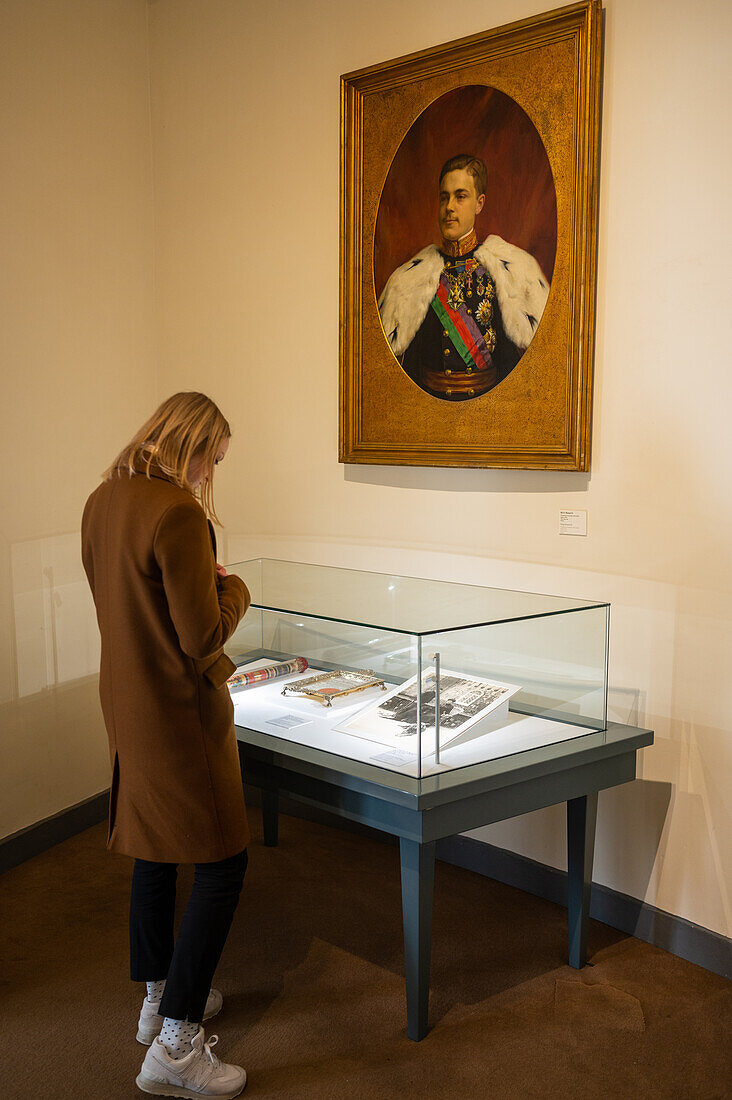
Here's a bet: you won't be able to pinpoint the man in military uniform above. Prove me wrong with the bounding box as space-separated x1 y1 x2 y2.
378 154 550 401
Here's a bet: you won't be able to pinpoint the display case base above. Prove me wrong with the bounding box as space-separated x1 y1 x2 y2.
236 720 653 1041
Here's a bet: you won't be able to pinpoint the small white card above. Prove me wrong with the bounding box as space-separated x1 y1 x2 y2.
370 749 418 765
559 509 588 536
267 714 309 730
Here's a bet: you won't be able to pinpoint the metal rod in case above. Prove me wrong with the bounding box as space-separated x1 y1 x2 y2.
431 652 441 765
416 644 422 779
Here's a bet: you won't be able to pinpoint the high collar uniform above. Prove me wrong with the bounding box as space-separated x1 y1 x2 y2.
378 232 550 400
82 462 250 863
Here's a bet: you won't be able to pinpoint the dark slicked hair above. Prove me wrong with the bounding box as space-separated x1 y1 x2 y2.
439 154 487 198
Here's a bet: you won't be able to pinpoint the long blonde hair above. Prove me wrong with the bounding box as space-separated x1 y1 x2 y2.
105 392 231 524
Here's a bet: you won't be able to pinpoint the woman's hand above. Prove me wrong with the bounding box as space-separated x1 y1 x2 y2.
216 563 227 580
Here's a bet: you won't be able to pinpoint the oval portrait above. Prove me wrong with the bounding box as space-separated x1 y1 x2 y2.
375 86 557 402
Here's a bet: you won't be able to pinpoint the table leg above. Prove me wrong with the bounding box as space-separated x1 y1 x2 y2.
261 787 279 847
399 837 435 1041
567 791 598 968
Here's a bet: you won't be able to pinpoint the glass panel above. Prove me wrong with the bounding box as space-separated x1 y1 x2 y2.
228 558 607 635
416 606 608 777
225 608 423 778
225 560 609 784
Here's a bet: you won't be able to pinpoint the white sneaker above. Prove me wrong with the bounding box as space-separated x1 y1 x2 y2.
136 1028 246 1098
137 989 224 1045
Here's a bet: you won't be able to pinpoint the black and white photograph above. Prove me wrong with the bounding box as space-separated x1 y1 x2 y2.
335 668 520 754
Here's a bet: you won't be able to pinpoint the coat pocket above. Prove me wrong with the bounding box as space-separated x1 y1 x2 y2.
202 652 237 689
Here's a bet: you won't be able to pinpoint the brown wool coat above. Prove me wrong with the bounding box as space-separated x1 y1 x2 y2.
81 463 251 863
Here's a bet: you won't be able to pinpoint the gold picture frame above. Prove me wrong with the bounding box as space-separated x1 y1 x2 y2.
340 1 602 470
282 670 387 707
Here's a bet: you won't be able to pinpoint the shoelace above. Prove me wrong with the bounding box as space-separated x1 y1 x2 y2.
203 1035 221 1069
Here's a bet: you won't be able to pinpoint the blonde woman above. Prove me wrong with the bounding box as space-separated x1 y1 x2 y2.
82 392 250 1098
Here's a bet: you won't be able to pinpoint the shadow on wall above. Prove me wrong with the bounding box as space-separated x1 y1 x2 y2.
596 776 672 917
607 684 646 729
665 719 731 936
10 533 99 698
0 533 108 841
602 714 731 938
342 464 591 495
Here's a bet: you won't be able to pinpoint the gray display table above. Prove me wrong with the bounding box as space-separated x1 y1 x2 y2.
235 720 653 1041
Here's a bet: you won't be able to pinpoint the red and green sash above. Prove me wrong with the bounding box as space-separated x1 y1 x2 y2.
430 268 494 373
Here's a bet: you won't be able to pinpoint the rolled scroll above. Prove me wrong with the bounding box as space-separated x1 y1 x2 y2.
227 657 308 690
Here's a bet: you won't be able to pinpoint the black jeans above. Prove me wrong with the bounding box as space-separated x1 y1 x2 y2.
129 849 248 1023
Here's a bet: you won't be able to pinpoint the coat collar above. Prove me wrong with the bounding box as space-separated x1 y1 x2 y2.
130 456 177 484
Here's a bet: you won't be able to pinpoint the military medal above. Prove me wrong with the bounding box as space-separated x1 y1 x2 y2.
445 271 466 310
476 298 493 326
447 281 464 310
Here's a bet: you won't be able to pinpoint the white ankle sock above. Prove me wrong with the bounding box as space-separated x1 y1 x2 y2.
160 1018 199 1059
146 979 166 1003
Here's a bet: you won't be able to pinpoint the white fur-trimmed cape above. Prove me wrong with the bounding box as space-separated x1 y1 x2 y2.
377 235 550 357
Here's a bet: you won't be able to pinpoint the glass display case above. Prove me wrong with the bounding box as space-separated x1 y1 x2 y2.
225 558 610 780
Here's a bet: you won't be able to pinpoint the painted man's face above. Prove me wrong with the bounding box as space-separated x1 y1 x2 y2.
438 168 485 242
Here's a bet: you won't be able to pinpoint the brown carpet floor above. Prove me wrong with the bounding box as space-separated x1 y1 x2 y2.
1 807 730 1099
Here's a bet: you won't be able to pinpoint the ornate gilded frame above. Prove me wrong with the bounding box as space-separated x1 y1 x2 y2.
340 1 602 470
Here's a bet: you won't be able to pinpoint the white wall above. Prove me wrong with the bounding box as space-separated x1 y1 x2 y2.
148 0 731 939
0 0 156 837
1 0 728 943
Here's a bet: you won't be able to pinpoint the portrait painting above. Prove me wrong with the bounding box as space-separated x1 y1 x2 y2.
374 85 557 403
340 1 602 469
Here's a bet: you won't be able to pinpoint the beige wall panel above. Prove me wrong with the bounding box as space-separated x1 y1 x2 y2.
0 0 156 836
148 0 731 591
147 0 726 941
148 0 731 936
4 0 729 946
